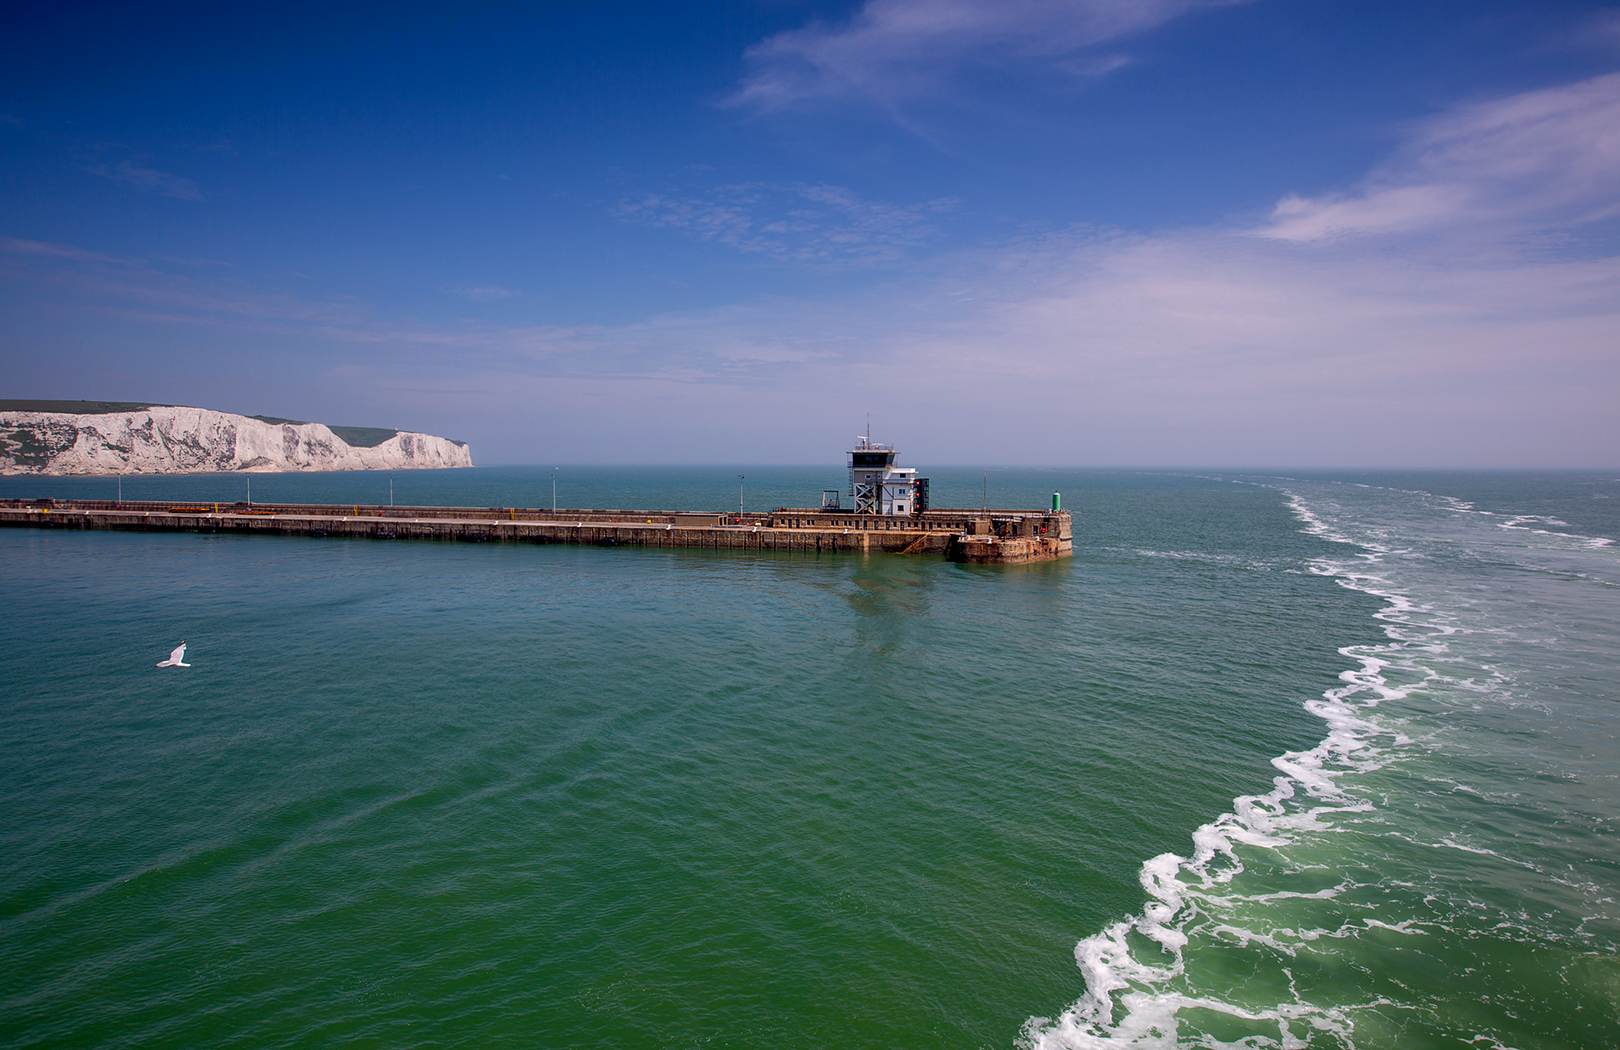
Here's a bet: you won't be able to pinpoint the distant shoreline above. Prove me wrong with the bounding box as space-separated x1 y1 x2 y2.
0 404 471 475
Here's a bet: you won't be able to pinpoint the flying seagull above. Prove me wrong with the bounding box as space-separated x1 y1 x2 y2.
156 643 190 668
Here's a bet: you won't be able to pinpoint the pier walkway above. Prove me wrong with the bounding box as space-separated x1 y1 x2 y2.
0 500 1072 562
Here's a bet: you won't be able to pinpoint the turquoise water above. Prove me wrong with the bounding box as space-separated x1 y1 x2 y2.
1 470 1616 1048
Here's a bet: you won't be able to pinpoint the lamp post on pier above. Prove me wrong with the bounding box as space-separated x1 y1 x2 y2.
738 474 745 520
389 471 394 508
552 468 558 513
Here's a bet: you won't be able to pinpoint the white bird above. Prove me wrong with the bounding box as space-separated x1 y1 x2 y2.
156 643 191 668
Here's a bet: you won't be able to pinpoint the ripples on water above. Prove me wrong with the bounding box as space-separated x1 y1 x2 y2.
1 469 1616 1048
1028 473 1620 1049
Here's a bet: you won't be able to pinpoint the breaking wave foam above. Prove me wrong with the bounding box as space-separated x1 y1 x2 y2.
1021 487 1455 1050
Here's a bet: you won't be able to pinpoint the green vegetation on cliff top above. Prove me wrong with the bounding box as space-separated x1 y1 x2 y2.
247 417 401 447
326 426 399 448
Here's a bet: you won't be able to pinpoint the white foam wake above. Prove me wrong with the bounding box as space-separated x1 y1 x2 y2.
1021 487 1449 1050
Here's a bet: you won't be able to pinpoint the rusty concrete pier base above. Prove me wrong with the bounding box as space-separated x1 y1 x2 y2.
0 500 1072 564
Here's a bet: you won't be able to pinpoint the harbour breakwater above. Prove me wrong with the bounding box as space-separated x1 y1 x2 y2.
0 499 1072 563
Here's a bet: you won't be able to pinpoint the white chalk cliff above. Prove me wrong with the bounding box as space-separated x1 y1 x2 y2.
0 405 473 475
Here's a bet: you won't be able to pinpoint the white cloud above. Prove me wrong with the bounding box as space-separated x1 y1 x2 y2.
1 236 122 262
452 286 518 302
1259 72 1620 241
89 160 205 201
732 0 1242 110
614 182 959 263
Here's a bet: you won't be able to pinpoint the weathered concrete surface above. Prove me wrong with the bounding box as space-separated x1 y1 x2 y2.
951 534 1071 563
0 500 1072 563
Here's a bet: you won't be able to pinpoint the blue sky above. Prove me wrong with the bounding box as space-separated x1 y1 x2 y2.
3 0 1617 466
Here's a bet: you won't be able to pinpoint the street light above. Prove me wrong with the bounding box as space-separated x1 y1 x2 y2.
738 474 745 519
389 471 394 508
552 469 558 513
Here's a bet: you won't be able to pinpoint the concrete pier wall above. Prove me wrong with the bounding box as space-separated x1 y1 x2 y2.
0 499 1072 563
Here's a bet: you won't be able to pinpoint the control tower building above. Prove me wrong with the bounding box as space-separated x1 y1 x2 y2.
848 436 929 516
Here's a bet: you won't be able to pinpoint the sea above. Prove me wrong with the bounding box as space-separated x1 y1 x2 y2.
1 467 1615 1050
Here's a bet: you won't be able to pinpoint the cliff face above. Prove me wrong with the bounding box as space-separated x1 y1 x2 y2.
0 406 473 475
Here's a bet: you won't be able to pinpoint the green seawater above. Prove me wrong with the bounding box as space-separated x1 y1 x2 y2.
2 469 1617 1048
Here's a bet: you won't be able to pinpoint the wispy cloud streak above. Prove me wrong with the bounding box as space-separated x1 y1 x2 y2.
1259 72 1620 241
614 183 958 263
89 160 205 201
732 0 1243 110
450 286 519 302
